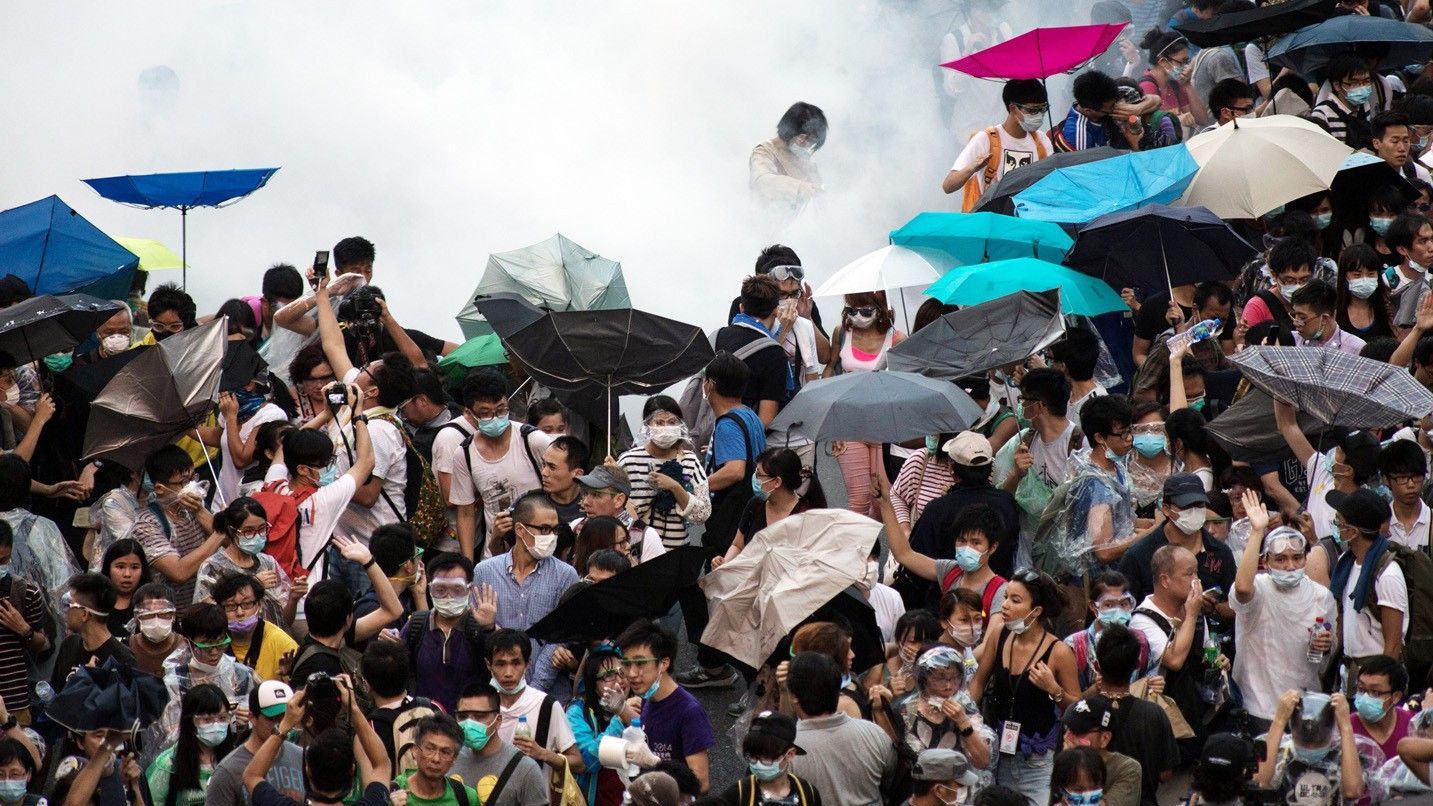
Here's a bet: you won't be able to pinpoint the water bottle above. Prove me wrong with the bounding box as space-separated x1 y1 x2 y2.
34 681 53 705
1167 319 1223 356
515 714 531 740
622 718 647 777
1307 618 1329 664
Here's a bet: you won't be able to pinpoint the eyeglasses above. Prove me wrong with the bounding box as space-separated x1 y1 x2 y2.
220 598 259 616
844 306 877 318
428 582 470 598
1355 686 1393 698
1386 473 1424 485
518 521 559 535
192 636 233 652
417 743 458 760
1012 567 1041 583
234 525 270 539
595 667 624 682
303 371 336 385
1417 202 1433 213
761 265 805 282
1014 103 1049 115
151 321 185 334
470 405 510 420
779 290 802 301
1106 429 1131 440
1228 104 1255 115
618 656 659 668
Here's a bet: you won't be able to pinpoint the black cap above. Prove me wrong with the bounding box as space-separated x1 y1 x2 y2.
1201 732 1252 770
1325 487 1390 533
1162 473 1211 508
747 711 806 755
1061 694 1113 734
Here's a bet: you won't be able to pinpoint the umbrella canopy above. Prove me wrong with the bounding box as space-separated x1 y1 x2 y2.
812 245 942 298
114 237 183 272
887 289 1066 380
941 24 1126 80
436 334 508 382
467 293 548 340
0 294 124 366
1268 15 1433 75
889 212 1073 266
926 257 1126 316
1174 0 1336 48
82 318 227 468
1012 145 1200 224
1231 346 1433 428
456 234 630 339
1331 151 1419 216
1207 388 1333 464
764 589 885 673
527 547 707 643
0 196 138 300
1064 205 1257 292
45 658 169 733
1179 116 1353 219
769 370 983 444
973 147 1121 215
700 509 880 671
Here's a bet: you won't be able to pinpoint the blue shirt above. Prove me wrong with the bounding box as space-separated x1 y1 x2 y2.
472 552 579 692
709 406 766 471
1059 107 1109 151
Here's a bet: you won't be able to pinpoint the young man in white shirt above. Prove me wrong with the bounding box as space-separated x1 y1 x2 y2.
1328 488 1407 667
486 628 583 778
943 79 1053 210
1381 440 1431 550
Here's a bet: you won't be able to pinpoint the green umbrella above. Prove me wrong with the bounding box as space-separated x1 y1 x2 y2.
436 334 508 382
925 258 1124 316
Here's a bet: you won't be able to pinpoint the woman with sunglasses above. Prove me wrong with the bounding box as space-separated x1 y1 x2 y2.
824 291 903 518
1335 243 1395 342
194 497 293 626
565 645 629 805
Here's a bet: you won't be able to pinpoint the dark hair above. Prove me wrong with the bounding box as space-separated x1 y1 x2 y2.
740 274 781 320
179 602 227 641
912 299 958 333
171 684 235 794
370 351 416 409
1080 395 1132 443
91 459 138 500
527 397 566 428
1049 328 1100 382
895 609 942 645
461 367 508 407
1373 111 1412 141
1246 320 1295 347
792 622 853 674
101 538 151 591
213 496 267 538
147 282 197 328
458 679 501 707
1268 238 1317 277
1140 29 1186 65
1051 747 1106 801
0 456 26 512
574 517 624 576
1011 569 1064 627
951 503 1003 549
370 524 418 576
615 619 678 663
549 435 590 471
1290 279 1337 316
1193 281 1233 313
757 447 805 492
786 651 841 716
252 420 294 477
1073 70 1120 110
1325 52 1370 85
304 578 355 639
1416 334 1433 369
1095 623 1141 682
1397 92 1433 125
1207 78 1253 118
305 727 357 796
426 551 475 582
361 639 411 699
262 264 304 304
0 738 34 775
68 572 117 614
1089 570 1130 600
332 236 375 271
577 644 624 728
973 786 1032 806
755 244 801 274
1380 438 1428 478
776 102 827 150
1020 368 1072 418
1361 337 1400 362
1002 79 1048 109
939 587 984 621
414 712 463 748
145 445 193 487
486 628 532 663
653 761 702 798
704 351 751 399
641 395 683 422
282 428 335 477
217 298 259 345
842 291 895 335
1359 654 1410 695
410 369 448 408
1389 214 1431 258
1336 243 1393 335
587 549 631 577
210 572 264 611
288 343 330 388
134 581 176 608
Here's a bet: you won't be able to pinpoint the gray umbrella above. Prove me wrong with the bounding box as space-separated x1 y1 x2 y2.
769 370 983 444
887 289 1066 380
1206 388 1332 464
1232 346 1433 429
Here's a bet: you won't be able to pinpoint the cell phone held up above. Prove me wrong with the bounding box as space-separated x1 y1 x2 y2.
311 250 329 289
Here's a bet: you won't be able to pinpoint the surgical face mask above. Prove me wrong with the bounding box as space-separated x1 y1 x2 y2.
847 312 877 329
1345 85 1374 106
477 416 510 438
139 618 173 643
1020 112 1045 132
640 679 661 700
101 333 131 354
0 779 28 803
43 352 73 373
1279 282 1306 302
1348 277 1379 299
522 527 557 560
196 721 230 747
1269 567 1306 589
1418 134 1432 154
1293 744 1335 764
950 622 984 647
1 385 14 405
317 461 339 487
1166 64 1185 81
227 614 259 635
1104 447 1128 466
646 424 685 449
1355 692 1389 723
749 759 784 782
954 546 984 572
433 595 468 618
459 719 491 750
752 475 771 501
1174 506 1206 534
1413 259 1429 275
1063 790 1103 806
0 565 10 580
1314 212 1334 231
1133 434 1167 458
790 142 816 160
237 534 268 556
925 435 940 454
1370 216 1396 236
1096 607 1132 626
490 675 527 697
1005 613 1035 635
190 657 222 675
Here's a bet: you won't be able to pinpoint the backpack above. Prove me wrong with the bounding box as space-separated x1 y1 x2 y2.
734 774 816 806
371 413 449 548
961 126 1048 212
1367 540 1433 672
403 610 489 683
290 639 374 714
679 331 783 453
701 412 759 558
939 572 1006 623
1030 478 1079 579
1319 99 1374 150
250 481 320 578
1132 606 1207 723
369 696 440 774
1253 289 1295 333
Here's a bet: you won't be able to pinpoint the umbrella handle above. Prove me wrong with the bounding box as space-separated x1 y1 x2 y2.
196 427 226 508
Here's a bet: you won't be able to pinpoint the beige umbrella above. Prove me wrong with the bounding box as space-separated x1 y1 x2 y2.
700 509 880 670
1178 115 1352 219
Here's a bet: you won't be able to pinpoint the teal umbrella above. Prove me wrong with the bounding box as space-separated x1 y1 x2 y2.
436 334 508 382
1012 145 1199 224
889 212 1072 267
926 258 1124 316
455 234 630 339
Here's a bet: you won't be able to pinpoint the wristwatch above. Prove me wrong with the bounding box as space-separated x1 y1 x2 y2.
957 724 974 738
352 414 369 425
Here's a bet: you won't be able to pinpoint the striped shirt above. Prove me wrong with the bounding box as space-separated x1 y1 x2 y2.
1310 97 1368 147
130 507 211 609
616 446 711 549
889 451 956 526
0 577 46 711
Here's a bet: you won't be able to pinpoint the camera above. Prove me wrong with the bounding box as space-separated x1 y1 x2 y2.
305 671 339 704
338 286 384 340
324 382 350 410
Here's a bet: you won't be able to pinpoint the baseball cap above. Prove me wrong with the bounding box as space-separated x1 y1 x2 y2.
943 431 993 466
626 772 680 806
1201 732 1253 770
256 680 293 718
1325 487 1391 533
1162 473 1211 508
1061 694 1114 735
576 465 631 496
911 748 979 786
747 711 806 755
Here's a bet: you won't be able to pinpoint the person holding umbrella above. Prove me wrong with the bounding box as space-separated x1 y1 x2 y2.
941 79 1052 211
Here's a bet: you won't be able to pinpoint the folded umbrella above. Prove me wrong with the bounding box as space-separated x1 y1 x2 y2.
435 333 508 383
1012 145 1200 224
0 294 123 365
813 245 942 298
1268 15 1433 76
942 24 1126 81
1064 205 1257 295
889 212 1073 266
926 258 1126 316
701 509 881 672
456 233 629 339
527 547 707 643
1174 0 1336 48
769 371 982 444
1231 346 1433 429
973 147 1121 215
887 289 1066 380
1179 116 1353 219
46 658 169 733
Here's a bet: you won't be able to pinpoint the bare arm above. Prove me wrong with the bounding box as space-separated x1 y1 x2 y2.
1161 579 1203 671
685 751 710 794
706 459 745 493
1234 491 1269 604
340 536 404 641
345 412 376 484
314 282 355 380
1381 602 1405 659
273 296 319 336
1272 398 1315 467
151 528 226 584
377 299 429 369
1392 290 1433 367
1399 735 1433 785
11 394 54 462
872 475 937 581
348 682 391 786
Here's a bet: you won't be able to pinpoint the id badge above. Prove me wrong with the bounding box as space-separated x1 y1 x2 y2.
999 720 1021 754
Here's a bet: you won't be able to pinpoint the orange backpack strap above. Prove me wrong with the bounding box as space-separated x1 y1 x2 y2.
961 127 1003 212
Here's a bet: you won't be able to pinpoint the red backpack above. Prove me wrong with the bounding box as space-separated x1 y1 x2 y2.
251 480 320 578
940 569 1006 626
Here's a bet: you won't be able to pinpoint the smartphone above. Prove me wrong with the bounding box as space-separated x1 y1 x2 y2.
312 250 329 288
1204 586 1226 601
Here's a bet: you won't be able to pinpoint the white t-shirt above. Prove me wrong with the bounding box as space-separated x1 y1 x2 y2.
1129 595 1180 676
1389 500 1431 552
1229 574 1338 720
1305 452 1336 541
498 686 576 754
1030 420 1078 488
218 403 288 504
868 583 906 643
950 126 1052 195
1068 385 1108 422
330 413 407 544
448 423 550 531
1341 557 1409 658
260 467 359 583
430 417 477 482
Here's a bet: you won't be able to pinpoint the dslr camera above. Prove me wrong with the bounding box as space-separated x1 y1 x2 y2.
338 285 384 340
324 382 350 411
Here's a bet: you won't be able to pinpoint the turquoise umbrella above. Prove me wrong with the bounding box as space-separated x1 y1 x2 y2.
926 258 1125 316
889 212 1073 267
1012 144 1199 224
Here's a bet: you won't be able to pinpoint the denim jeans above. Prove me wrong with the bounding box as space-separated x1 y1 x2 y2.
325 544 372 597
996 750 1054 806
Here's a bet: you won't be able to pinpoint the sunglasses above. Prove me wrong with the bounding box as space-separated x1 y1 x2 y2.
844 306 877 318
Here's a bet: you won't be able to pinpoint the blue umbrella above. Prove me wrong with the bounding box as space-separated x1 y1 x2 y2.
1268 15 1433 75
82 168 280 288
1012 145 1199 224
888 211 1073 266
926 258 1126 316
0 196 138 299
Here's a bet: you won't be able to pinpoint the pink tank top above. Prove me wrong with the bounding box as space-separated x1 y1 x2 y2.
840 328 896 373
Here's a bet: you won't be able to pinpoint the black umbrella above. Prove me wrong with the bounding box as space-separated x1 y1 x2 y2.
973 147 1120 215
1330 155 1418 222
888 289 1066 380
0 294 123 365
527 547 707 643
1174 0 1336 48
760 589 885 675
1064 205 1257 295
503 308 715 438
46 658 169 733
1207 388 1333 464
220 340 268 392
471 292 548 339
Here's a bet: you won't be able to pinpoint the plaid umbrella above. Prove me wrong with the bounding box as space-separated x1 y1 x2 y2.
1230 347 1433 429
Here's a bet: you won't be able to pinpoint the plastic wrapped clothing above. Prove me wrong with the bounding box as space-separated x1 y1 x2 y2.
1 509 81 614
260 274 367 390
145 647 257 767
1127 456 1177 514
749 138 821 224
87 487 142 571
1056 449 1136 575
992 428 1064 570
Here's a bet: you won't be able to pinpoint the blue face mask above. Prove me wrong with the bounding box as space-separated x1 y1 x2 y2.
318 462 339 487
1369 482 1394 503
954 546 984 572
1329 520 1344 548
1064 790 1103 806
1314 212 1334 231
0 565 11 580
640 680 660 700
925 435 940 454
1371 216 1395 236
1133 434 1166 458
477 416 510 438
1104 447 1128 466
749 760 784 782
752 475 770 500
1345 85 1374 107
840 673 853 690
0 779 27 803
1096 607 1132 626
1355 692 1388 723
1293 744 1334 764
460 719 491 750
238 535 268 556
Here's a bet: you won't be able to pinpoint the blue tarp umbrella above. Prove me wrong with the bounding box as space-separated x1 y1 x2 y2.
1012 145 1199 224
81 168 279 288
0 196 138 300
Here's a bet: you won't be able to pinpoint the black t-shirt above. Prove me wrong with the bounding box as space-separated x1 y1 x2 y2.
727 296 826 336
1118 526 1237 604
253 781 390 806
1133 292 1234 344
714 325 790 413
289 628 357 688
107 605 133 639
1105 694 1181 806
342 327 446 365
50 635 136 688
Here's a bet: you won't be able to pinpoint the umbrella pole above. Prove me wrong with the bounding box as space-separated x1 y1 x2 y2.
196 427 226 507
606 378 613 461
900 292 911 333
1158 226 1174 299
180 208 188 290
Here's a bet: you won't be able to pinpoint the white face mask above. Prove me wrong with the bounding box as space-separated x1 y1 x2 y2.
1174 506 1207 534
2 384 15 405
1279 282 1306 302
848 312 877 329
950 622 984 647
1019 112 1045 132
523 527 557 560
1348 277 1379 299
138 618 173 643
101 333 131 354
646 424 685 449
433 595 467 618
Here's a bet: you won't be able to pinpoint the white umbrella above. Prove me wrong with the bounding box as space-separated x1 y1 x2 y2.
1178 115 1353 219
813 245 942 298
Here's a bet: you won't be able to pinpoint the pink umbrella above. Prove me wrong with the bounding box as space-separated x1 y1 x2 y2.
942 23 1126 81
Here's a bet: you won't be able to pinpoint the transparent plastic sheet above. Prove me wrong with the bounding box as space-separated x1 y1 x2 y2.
3 511 82 642
1042 449 1138 575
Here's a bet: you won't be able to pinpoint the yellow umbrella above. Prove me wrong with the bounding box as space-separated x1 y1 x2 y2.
114 238 184 272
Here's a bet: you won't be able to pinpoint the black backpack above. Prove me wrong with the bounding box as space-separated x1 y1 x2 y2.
403 610 489 683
